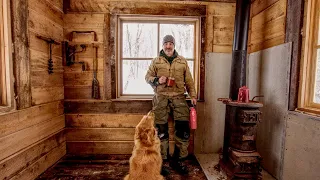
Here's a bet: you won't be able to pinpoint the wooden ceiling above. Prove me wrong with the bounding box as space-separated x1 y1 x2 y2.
65 0 236 13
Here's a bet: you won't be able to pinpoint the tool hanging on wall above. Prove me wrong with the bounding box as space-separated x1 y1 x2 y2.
64 30 98 71
65 42 87 71
36 35 60 74
92 45 100 99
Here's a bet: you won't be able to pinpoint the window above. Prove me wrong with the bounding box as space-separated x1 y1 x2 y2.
0 0 13 111
117 16 200 98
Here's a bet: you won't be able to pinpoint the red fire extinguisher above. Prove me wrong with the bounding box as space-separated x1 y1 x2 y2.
190 105 197 130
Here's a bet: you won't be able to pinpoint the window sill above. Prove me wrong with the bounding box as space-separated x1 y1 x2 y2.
289 109 320 122
293 107 320 119
116 95 153 100
64 99 153 102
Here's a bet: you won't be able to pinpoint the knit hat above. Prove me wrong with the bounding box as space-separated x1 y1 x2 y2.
162 35 175 45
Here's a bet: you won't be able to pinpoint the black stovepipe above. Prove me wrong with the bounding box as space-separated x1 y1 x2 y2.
229 0 251 101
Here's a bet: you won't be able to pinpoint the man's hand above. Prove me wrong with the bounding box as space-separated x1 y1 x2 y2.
191 98 197 106
159 76 167 84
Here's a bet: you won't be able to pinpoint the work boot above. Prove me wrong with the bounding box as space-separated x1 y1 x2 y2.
169 159 189 175
161 166 170 176
170 145 189 175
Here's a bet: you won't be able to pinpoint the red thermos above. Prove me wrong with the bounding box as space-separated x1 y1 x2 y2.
238 86 250 103
190 106 197 130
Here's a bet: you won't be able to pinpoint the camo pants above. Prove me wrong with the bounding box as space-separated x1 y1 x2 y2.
152 94 190 159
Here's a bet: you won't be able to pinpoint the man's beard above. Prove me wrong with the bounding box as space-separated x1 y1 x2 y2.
165 49 173 54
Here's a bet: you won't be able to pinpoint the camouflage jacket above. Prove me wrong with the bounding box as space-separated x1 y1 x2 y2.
145 55 197 98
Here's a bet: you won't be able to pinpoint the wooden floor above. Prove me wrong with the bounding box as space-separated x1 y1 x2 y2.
36 154 208 180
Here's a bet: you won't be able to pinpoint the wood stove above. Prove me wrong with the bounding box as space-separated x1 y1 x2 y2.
219 100 263 179
218 0 263 179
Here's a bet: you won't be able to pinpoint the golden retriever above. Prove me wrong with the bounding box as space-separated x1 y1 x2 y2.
124 112 164 180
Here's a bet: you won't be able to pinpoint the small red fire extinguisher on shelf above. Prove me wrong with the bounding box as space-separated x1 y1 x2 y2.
190 105 197 130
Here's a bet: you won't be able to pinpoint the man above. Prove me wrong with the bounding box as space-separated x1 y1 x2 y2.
145 35 197 175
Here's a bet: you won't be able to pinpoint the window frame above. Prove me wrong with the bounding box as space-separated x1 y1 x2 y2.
0 0 14 113
116 15 200 99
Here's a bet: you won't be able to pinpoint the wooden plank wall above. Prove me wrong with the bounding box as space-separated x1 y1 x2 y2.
29 0 64 104
63 2 207 155
0 0 66 179
64 14 105 99
0 101 65 180
205 0 287 54
62 13 183 155
206 2 236 53
248 0 287 53
66 113 179 155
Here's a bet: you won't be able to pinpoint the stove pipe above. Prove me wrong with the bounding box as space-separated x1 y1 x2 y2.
229 0 251 100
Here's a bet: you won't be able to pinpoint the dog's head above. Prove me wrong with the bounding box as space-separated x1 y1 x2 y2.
135 111 157 147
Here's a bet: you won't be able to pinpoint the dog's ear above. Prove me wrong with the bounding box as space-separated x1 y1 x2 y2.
139 128 155 146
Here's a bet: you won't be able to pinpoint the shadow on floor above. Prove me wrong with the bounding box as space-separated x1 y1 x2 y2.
36 154 208 180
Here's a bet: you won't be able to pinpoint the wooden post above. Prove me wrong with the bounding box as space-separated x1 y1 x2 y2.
11 0 31 109
286 0 304 110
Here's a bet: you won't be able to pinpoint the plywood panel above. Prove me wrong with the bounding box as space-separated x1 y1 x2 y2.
28 9 63 41
0 130 65 180
64 86 104 99
0 115 65 161
28 0 63 26
283 112 320 180
31 86 64 105
0 101 63 138
11 142 66 180
31 71 63 87
30 49 63 71
65 113 174 128
64 71 104 86
248 43 292 179
200 53 232 153
66 128 175 141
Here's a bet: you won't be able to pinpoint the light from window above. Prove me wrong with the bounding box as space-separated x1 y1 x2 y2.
0 0 13 111
119 17 198 96
314 49 320 103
